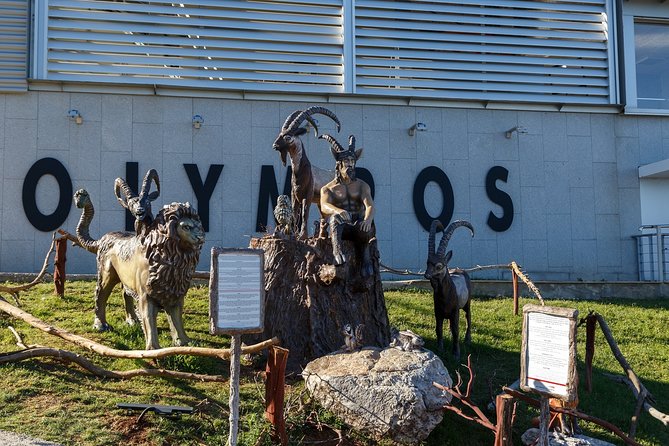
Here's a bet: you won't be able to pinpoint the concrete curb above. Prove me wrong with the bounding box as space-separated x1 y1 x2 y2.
1 273 667 300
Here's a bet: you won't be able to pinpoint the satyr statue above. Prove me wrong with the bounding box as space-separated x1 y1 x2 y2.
74 189 205 350
319 134 375 276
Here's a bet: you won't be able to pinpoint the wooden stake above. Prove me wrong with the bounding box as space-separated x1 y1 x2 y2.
265 346 289 445
54 237 67 297
494 394 514 446
539 396 550 446
585 314 596 393
228 334 241 446
512 270 519 316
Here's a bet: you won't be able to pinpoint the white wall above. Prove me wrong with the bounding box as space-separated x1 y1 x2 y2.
1 91 666 281
640 178 669 225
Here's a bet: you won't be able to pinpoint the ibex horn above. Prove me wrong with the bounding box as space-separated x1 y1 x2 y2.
348 135 356 150
319 133 344 158
114 177 136 210
428 219 443 256
139 168 160 200
281 110 302 132
286 106 341 137
437 220 474 259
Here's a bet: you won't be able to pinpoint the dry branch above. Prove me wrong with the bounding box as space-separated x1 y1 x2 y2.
591 313 649 402
589 312 669 428
434 355 497 433
503 387 642 446
603 373 669 427
57 229 83 248
509 262 544 305
0 295 279 360
0 233 60 304
0 346 227 382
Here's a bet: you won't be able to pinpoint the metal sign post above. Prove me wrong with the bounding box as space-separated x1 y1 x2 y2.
520 304 578 446
209 248 265 446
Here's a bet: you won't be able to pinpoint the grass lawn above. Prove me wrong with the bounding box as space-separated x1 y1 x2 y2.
0 282 666 445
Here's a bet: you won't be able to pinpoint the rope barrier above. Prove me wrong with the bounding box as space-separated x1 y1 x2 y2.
380 261 545 306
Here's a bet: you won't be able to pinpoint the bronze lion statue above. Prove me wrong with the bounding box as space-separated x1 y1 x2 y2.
74 189 205 349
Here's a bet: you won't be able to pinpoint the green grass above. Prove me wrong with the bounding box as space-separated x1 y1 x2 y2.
0 282 667 445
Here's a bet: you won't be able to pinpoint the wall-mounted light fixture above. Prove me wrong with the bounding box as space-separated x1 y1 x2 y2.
408 122 427 136
505 126 528 139
68 109 83 125
192 114 204 129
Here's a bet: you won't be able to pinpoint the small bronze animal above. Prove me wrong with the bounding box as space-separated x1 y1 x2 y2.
342 323 365 352
273 194 294 236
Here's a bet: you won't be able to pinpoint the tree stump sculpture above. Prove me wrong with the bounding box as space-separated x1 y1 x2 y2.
250 233 391 373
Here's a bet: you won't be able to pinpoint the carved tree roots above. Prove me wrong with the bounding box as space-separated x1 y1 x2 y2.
249 234 391 373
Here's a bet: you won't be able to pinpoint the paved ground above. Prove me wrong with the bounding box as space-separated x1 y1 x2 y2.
0 431 62 446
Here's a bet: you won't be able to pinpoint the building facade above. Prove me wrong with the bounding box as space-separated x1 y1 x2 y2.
1 0 668 281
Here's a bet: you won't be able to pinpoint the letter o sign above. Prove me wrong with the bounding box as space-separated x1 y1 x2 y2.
412 166 455 232
22 158 73 231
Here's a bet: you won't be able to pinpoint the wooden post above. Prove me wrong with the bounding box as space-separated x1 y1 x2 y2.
539 396 550 446
228 334 241 446
585 314 596 393
54 237 67 297
512 270 519 316
265 346 289 446
494 394 514 446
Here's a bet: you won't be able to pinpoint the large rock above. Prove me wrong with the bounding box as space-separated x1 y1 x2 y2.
302 347 452 444
521 429 616 446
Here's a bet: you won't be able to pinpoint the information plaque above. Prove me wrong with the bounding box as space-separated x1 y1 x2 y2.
520 304 578 402
209 248 265 335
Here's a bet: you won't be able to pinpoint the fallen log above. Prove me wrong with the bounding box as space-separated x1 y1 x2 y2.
0 295 279 360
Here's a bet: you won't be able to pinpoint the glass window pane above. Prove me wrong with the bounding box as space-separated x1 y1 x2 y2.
635 22 669 110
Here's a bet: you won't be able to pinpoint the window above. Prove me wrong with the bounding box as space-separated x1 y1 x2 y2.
621 1 669 115
634 21 669 110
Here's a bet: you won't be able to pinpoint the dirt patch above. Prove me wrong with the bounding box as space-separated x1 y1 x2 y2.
108 416 152 446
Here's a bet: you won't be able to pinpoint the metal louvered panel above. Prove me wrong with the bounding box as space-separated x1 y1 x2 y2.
355 0 615 104
38 0 344 93
0 1 27 91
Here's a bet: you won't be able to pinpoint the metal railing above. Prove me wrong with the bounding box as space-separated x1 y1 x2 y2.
633 224 669 282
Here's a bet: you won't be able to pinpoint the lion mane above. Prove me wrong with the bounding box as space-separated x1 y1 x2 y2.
144 202 203 308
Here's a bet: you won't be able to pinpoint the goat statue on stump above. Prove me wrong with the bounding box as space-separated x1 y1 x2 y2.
272 106 341 239
425 219 474 361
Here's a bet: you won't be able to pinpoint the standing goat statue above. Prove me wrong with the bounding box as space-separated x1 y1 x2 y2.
425 219 475 361
272 106 341 239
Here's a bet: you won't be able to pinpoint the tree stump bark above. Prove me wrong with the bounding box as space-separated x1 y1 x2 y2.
249 234 391 373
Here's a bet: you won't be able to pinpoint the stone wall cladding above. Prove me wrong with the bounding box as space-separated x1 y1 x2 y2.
0 91 660 281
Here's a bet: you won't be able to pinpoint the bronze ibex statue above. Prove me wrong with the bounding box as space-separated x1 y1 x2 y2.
272 106 340 238
425 219 474 360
